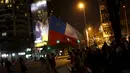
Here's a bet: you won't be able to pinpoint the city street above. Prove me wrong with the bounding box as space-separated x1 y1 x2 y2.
0 57 70 73
56 58 70 73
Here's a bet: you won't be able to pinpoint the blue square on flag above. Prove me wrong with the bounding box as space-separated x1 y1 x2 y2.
49 16 66 34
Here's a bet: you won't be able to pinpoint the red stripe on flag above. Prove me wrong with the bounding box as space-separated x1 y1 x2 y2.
48 30 67 46
48 30 79 46
65 35 78 46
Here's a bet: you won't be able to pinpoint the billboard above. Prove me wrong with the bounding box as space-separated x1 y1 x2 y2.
31 0 49 47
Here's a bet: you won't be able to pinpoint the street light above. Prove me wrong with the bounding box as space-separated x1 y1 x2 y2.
88 27 92 31
87 27 92 46
78 2 86 25
123 5 129 36
86 29 89 46
123 5 126 8
78 2 88 46
78 2 84 9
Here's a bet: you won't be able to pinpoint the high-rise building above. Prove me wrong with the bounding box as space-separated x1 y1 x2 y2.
0 0 33 51
99 0 110 23
99 0 114 43
0 0 32 38
100 0 130 41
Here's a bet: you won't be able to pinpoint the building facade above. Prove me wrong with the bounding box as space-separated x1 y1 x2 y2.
0 0 32 38
0 0 33 52
99 0 113 44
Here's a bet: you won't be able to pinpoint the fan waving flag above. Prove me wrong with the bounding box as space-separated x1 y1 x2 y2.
48 16 80 46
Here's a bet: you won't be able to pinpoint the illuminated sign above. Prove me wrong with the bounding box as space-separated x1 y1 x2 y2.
18 52 25 55
31 0 49 47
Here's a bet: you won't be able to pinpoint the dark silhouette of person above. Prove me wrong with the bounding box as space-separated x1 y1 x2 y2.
51 53 57 72
5 59 14 73
1 59 4 66
19 57 27 73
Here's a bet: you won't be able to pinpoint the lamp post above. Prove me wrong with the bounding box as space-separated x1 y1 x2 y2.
78 2 88 46
87 27 92 46
123 5 129 36
78 2 87 27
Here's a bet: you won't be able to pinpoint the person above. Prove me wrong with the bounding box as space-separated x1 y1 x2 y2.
40 57 53 73
68 50 76 73
69 52 75 64
1 58 4 66
19 57 27 73
74 50 83 73
34 56 37 61
5 59 14 73
46 54 52 66
51 53 58 73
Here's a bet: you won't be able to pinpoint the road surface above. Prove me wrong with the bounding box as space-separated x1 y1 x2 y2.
56 58 70 73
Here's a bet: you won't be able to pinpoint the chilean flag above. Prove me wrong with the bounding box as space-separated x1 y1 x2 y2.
48 16 79 46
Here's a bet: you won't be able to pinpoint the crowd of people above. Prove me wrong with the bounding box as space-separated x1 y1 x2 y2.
1 37 130 73
69 37 130 73
0 57 27 73
0 53 57 73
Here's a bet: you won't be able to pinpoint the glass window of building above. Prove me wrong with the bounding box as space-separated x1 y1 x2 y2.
0 0 4 3
38 10 41 14
7 4 12 7
7 5 9 7
9 4 12 7
16 6 19 9
5 0 9 3
20 2 23 5
2 32 7 36
25 13 27 17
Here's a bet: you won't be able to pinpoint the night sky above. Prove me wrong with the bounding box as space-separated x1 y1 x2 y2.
48 0 100 34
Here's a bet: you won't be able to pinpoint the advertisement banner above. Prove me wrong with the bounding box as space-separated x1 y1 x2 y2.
31 0 49 47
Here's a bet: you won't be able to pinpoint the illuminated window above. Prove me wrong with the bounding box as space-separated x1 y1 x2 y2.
8 4 12 7
1 0 4 3
7 5 9 7
51 10 53 12
25 13 27 17
38 10 41 14
10 4 12 7
5 0 9 3
2 32 7 36
16 6 19 9
20 3 23 5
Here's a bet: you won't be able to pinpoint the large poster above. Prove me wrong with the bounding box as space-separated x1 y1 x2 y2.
31 0 49 47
